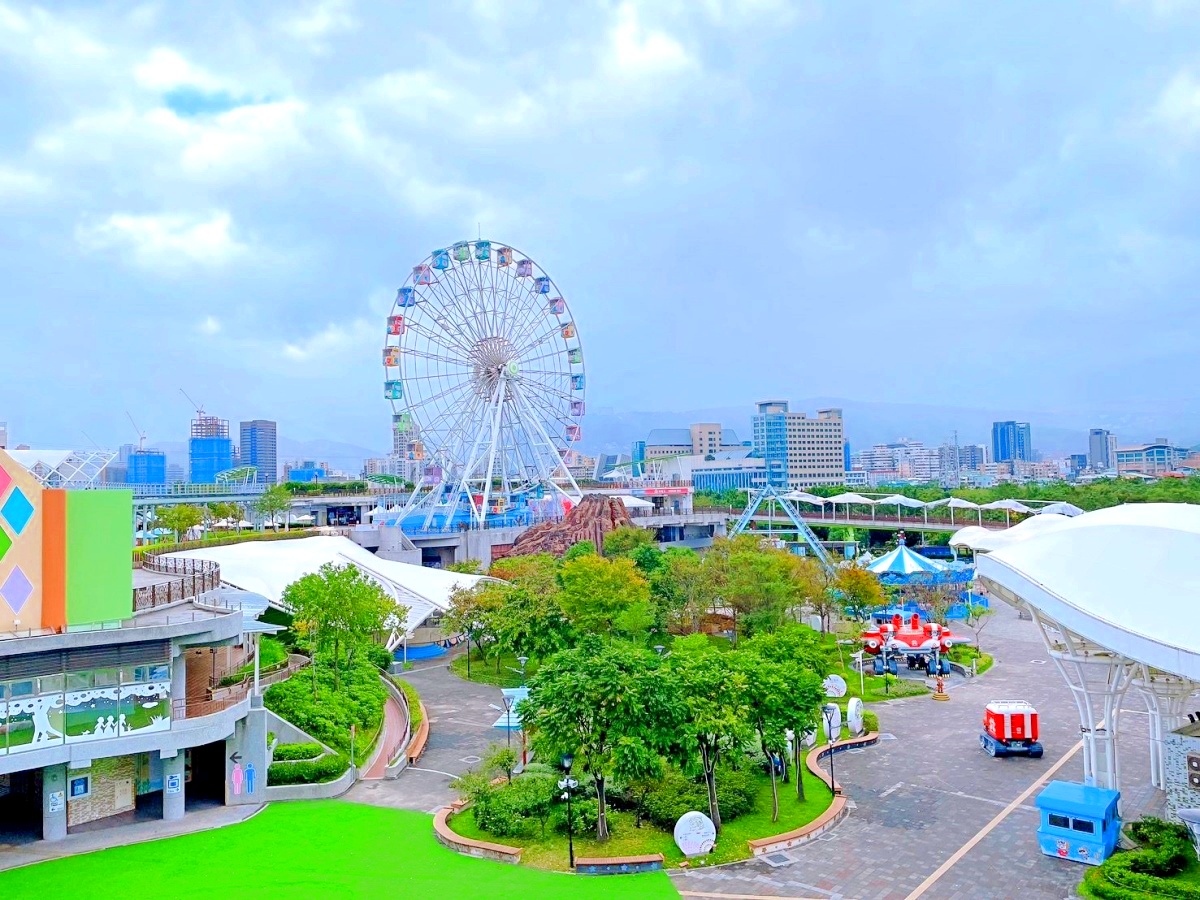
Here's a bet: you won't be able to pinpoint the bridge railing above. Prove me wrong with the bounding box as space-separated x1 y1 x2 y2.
134 555 222 611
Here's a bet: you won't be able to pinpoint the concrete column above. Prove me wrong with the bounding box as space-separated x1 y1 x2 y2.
42 763 67 841
225 707 268 805
161 752 186 821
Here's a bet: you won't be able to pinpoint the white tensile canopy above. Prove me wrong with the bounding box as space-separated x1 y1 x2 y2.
782 491 828 505
1037 501 1085 516
616 495 654 509
825 493 877 506
876 494 928 509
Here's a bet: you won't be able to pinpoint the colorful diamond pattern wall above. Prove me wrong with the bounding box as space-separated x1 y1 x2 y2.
2 487 33 535
0 527 10 563
1 566 32 614
0 461 11 498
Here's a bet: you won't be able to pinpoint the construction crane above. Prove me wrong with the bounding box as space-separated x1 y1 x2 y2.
126 411 147 451
180 388 205 418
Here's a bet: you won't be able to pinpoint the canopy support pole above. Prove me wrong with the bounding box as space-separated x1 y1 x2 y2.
1133 667 1198 791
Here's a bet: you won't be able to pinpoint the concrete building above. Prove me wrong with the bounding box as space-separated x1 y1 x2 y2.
0 421 7 450
239 420 278 484
958 444 989 471
752 401 845 489
128 450 167 485
1088 428 1118 472
643 424 744 460
1116 440 1189 476
0 449 270 845
852 439 940 483
283 460 331 483
188 415 233 485
992 421 1033 464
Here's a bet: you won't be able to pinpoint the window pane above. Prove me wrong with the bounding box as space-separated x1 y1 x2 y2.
1071 819 1095 834
1048 814 1070 829
66 673 91 691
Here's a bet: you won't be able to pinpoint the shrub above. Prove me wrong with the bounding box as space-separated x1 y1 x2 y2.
469 774 559 838
272 742 323 761
636 763 758 829
266 753 349 786
264 653 386 758
367 644 394 670
1082 816 1200 900
554 797 599 836
863 711 880 733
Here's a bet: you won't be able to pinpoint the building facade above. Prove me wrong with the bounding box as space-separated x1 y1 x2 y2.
751 401 845 489
992 421 1032 463
239 420 278 484
1116 441 1189 476
643 425 744 460
188 416 233 485
128 450 167 485
1087 429 1117 471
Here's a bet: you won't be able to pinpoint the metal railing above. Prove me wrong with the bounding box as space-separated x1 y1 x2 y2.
133 555 222 611
173 692 246 720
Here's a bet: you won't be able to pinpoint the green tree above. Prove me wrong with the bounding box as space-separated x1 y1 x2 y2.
493 587 573 662
602 526 655 558
488 554 560 599
662 549 715 634
669 647 750 833
444 582 506 674
484 742 518 783
282 563 407 694
834 565 887 626
561 540 596 562
523 638 684 840
558 554 653 640
208 500 244 531
445 559 483 574
157 504 202 542
255 484 293 530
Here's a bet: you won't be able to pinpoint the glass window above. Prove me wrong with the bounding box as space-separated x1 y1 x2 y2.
39 674 64 694
66 673 91 691
1071 818 1095 834
1048 813 1070 829
94 669 119 687
9 680 34 698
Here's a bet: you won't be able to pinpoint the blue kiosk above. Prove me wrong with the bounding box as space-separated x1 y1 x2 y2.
1035 780 1121 866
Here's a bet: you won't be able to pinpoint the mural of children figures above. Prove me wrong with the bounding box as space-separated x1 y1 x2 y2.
231 762 244 796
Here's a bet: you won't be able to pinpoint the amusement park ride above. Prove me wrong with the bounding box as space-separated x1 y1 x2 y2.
861 612 960 677
380 240 586 532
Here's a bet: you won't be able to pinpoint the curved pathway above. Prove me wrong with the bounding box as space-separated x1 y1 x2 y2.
363 693 406 780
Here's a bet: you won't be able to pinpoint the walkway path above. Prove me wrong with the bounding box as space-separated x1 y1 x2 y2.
345 658 507 814
363 693 406 780
672 601 1162 900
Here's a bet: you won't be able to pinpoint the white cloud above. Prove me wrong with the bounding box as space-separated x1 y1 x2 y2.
198 315 222 335
133 46 224 92
279 0 357 46
0 164 50 197
0 2 108 75
77 210 248 271
280 318 376 363
606 2 693 78
1150 69 1200 141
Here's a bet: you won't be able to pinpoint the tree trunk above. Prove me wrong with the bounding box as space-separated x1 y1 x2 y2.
700 742 722 833
795 739 806 801
595 775 611 840
769 756 779 822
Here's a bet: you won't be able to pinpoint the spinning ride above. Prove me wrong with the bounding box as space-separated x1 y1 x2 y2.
383 240 585 529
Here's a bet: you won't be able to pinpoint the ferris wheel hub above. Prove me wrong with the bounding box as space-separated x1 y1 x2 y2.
470 335 519 399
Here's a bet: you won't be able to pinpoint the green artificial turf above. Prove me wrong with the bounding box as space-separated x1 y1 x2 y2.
0 801 678 899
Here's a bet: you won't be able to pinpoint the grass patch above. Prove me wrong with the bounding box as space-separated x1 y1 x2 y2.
390 675 423 733
449 763 831 871
0 801 677 898
450 649 542 688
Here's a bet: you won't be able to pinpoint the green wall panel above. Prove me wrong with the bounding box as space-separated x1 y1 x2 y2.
65 491 133 625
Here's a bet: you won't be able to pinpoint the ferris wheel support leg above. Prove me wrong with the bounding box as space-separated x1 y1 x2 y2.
1029 607 1135 791
478 379 507 522
509 381 582 501
455 384 504 528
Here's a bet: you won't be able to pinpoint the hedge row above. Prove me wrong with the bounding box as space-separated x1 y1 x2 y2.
272 742 323 761
393 677 423 733
266 753 349 786
1083 817 1199 900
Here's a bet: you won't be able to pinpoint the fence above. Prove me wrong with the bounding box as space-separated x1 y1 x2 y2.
172 692 245 720
133 555 222 612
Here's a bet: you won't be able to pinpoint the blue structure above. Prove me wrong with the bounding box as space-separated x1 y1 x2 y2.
287 464 327 483
631 440 646 479
692 464 765 493
188 436 233 484
752 400 789 488
992 420 1033 464
127 450 166 485
1035 780 1120 866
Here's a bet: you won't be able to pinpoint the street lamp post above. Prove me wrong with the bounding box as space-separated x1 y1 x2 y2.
558 753 578 869
823 704 838 796
517 656 529 686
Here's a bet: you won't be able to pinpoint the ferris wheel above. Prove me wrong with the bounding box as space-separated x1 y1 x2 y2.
383 240 585 527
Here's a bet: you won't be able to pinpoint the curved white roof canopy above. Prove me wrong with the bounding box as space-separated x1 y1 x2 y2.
952 512 1075 553
169 536 494 635
976 504 1200 680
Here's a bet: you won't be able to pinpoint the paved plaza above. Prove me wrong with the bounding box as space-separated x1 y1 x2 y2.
671 600 1163 900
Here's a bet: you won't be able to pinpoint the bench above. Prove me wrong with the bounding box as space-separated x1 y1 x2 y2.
574 853 665 875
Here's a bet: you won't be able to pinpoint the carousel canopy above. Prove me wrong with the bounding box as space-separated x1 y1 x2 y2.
866 544 949 575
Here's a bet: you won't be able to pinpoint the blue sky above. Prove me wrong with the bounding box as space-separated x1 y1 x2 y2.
3 0 1199 454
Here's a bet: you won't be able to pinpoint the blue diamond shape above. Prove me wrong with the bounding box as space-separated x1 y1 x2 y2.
1 488 33 535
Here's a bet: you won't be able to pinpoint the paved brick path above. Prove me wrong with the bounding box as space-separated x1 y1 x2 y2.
672 602 1163 900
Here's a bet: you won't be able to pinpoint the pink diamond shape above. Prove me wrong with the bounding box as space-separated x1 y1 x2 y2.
1 566 33 614
0 463 10 500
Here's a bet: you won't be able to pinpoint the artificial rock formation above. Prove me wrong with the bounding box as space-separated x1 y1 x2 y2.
494 493 634 559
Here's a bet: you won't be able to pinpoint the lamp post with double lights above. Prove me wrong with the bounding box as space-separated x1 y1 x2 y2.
558 753 578 869
822 703 838 796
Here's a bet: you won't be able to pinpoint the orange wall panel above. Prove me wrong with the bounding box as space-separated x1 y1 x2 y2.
41 489 67 629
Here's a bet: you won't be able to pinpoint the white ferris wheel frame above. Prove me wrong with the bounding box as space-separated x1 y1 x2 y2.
383 240 585 528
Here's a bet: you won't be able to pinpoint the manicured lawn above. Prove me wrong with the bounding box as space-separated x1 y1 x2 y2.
0 801 677 899
450 649 542 688
450 762 832 871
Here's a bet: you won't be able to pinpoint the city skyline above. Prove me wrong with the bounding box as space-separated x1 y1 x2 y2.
4 2 1200 453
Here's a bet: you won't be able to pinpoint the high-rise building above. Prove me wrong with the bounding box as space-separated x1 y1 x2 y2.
958 444 988 471
0 421 7 449
128 449 167 484
992 421 1032 463
166 462 185 484
752 401 845 489
188 414 233 484
239 420 278 484
1087 428 1117 471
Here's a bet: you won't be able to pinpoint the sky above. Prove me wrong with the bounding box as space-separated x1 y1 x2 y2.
3 0 1200 456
